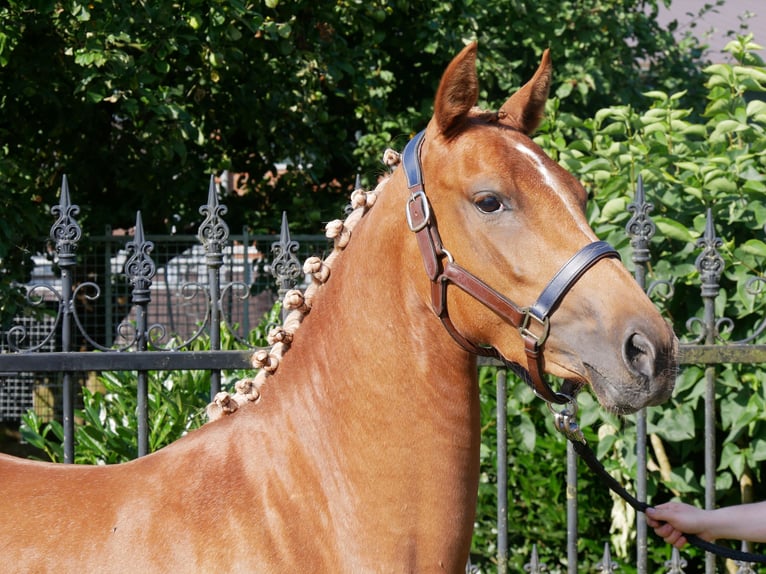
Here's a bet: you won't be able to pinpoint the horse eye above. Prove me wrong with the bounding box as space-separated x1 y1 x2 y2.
474 194 504 214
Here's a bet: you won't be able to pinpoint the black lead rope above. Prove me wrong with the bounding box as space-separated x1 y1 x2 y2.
568 435 766 564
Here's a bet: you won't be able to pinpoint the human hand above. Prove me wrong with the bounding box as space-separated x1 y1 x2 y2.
646 502 712 549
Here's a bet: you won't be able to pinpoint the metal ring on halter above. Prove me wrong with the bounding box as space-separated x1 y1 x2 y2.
441 248 454 263
547 397 586 444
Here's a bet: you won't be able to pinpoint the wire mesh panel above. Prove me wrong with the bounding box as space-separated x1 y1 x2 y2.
0 313 59 421
64 232 332 348
0 226 329 421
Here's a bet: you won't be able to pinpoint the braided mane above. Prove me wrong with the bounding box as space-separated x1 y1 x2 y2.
205 148 403 421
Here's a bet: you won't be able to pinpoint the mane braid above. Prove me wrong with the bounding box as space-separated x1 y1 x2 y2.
205 151 399 422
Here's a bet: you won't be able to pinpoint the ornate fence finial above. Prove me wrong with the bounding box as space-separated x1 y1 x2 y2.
198 174 230 268
125 211 156 305
626 174 656 265
523 544 548 573
664 547 688 573
271 211 303 299
695 208 724 298
49 175 82 269
595 543 619 572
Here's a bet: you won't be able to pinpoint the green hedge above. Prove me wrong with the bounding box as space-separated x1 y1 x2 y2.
22 36 766 573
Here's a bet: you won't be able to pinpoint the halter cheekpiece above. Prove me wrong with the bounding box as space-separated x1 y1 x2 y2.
401 129 620 404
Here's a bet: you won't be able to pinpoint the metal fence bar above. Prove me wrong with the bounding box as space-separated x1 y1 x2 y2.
271 211 304 323
695 209 725 574
496 369 508 574
125 211 155 457
239 227 253 336
103 226 115 348
199 175 228 401
49 175 80 464
677 344 766 364
0 351 255 372
627 175 655 573
566 441 578 574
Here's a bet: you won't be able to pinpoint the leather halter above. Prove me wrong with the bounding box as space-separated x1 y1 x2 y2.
401 129 620 404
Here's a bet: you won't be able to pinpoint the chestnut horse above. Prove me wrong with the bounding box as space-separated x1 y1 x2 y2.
0 43 677 572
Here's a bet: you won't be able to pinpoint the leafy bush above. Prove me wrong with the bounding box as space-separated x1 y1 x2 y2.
20 305 280 464
0 0 712 327
22 368 209 464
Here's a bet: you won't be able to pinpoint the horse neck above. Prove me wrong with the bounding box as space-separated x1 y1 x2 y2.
217 174 481 565
265 169 481 480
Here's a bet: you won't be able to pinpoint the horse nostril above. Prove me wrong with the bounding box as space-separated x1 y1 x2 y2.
624 332 656 379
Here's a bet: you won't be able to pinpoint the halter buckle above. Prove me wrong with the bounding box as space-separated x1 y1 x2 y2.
519 308 550 349
406 191 431 233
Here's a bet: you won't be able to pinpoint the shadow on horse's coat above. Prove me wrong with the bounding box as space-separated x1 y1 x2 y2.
0 43 677 573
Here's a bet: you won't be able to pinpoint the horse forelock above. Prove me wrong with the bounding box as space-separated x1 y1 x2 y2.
437 107 514 141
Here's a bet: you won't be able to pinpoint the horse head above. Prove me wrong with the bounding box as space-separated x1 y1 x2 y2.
399 43 677 414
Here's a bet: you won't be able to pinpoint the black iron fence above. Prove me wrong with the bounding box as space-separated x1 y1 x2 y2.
2 174 766 573
511 177 766 574
0 175 329 460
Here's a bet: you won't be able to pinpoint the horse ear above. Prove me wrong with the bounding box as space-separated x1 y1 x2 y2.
499 49 552 135
433 42 479 137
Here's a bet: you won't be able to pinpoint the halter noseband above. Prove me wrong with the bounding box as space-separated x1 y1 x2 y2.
401 129 620 404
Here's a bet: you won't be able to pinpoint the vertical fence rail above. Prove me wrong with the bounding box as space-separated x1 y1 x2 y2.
238 227 253 336
199 175 229 401
103 226 115 348
626 175 655 573
49 176 80 464
695 209 725 574
124 211 155 457
566 442 578 573
271 211 303 323
496 369 508 574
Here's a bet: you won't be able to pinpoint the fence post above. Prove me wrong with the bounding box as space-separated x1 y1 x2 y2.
695 208 724 574
626 175 656 573
198 175 229 400
49 175 81 463
496 368 508 574
271 212 303 322
124 211 155 457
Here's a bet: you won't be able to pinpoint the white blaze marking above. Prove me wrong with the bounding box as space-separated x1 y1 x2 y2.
514 142 594 237
514 141 558 189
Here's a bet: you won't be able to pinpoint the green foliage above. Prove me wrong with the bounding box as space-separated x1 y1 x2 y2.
0 0 709 325
19 316 270 464
21 367 209 464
